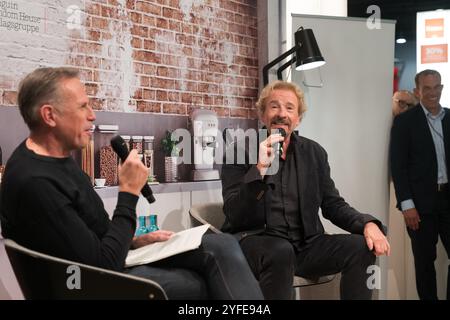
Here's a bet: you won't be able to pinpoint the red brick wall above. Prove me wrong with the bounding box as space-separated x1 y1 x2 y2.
0 0 259 119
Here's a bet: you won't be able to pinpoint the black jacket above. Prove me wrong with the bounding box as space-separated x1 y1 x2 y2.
390 105 450 215
221 132 380 241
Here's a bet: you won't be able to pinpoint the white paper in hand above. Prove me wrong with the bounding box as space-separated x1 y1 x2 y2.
125 224 210 267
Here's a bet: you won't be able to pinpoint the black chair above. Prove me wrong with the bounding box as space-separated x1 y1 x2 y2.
189 202 336 298
4 239 167 300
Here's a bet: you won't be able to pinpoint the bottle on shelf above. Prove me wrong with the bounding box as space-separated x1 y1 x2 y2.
131 135 143 154
135 216 148 237
121 135 131 152
143 136 156 182
135 214 159 236
98 125 119 186
81 125 95 185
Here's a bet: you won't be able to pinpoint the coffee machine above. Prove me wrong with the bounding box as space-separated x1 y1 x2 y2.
191 109 220 181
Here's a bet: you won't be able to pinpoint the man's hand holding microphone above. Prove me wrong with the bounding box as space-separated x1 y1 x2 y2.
111 135 173 248
117 148 149 197
256 128 286 177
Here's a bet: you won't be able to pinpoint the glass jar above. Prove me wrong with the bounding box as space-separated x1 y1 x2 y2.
121 135 131 152
144 136 154 151
131 135 143 154
81 125 95 185
97 125 119 186
143 136 155 181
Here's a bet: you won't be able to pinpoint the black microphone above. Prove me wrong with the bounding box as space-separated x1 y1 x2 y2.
275 128 286 157
111 135 156 204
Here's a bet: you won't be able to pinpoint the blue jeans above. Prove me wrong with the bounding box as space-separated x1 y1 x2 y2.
126 233 263 300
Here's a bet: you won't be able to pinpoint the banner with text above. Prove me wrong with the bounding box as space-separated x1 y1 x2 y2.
417 10 450 107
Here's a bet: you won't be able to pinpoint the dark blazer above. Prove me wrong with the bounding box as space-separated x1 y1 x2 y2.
221 132 380 241
390 105 450 215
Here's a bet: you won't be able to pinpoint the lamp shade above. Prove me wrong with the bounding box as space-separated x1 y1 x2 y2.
295 28 325 71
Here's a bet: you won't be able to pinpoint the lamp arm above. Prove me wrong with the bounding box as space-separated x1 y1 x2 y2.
277 56 296 80
263 46 297 85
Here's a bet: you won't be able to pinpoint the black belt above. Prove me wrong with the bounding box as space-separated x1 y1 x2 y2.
437 183 448 192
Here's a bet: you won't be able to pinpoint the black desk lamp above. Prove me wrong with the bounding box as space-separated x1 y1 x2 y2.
263 27 325 85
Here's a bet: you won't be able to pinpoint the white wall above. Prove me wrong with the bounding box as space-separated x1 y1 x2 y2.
291 15 395 299
283 0 347 55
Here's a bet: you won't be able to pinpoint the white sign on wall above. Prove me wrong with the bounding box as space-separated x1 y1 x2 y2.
417 10 450 107
0 0 85 76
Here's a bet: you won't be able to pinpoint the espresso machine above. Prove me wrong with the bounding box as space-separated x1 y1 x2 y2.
191 109 220 181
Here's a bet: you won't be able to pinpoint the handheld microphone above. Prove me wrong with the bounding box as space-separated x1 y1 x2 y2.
111 135 156 204
276 128 286 157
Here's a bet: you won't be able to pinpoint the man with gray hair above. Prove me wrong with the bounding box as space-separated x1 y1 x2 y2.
391 69 450 300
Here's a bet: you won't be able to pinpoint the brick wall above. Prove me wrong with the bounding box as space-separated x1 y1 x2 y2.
0 0 259 119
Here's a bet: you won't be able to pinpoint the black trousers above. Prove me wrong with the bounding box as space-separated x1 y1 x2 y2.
126 233 264 300
239 233 376 300
407 191 450 300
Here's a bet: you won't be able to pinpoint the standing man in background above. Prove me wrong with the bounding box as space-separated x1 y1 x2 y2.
390 69 450 300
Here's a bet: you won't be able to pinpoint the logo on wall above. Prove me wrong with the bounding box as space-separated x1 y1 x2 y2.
366 5 381 30
0 1 43 33
66 5 81 30
425 18 444 38
421 44 448 64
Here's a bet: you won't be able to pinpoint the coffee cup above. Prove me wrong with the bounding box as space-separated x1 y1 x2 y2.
95 178 106 187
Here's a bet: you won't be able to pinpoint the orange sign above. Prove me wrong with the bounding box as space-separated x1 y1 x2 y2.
421 44 448 64
425 18 444 38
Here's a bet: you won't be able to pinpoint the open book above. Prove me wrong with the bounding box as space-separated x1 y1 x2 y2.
125 224 210 267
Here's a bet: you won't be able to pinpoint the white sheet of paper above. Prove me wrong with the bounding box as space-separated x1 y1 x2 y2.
125 224 210 267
